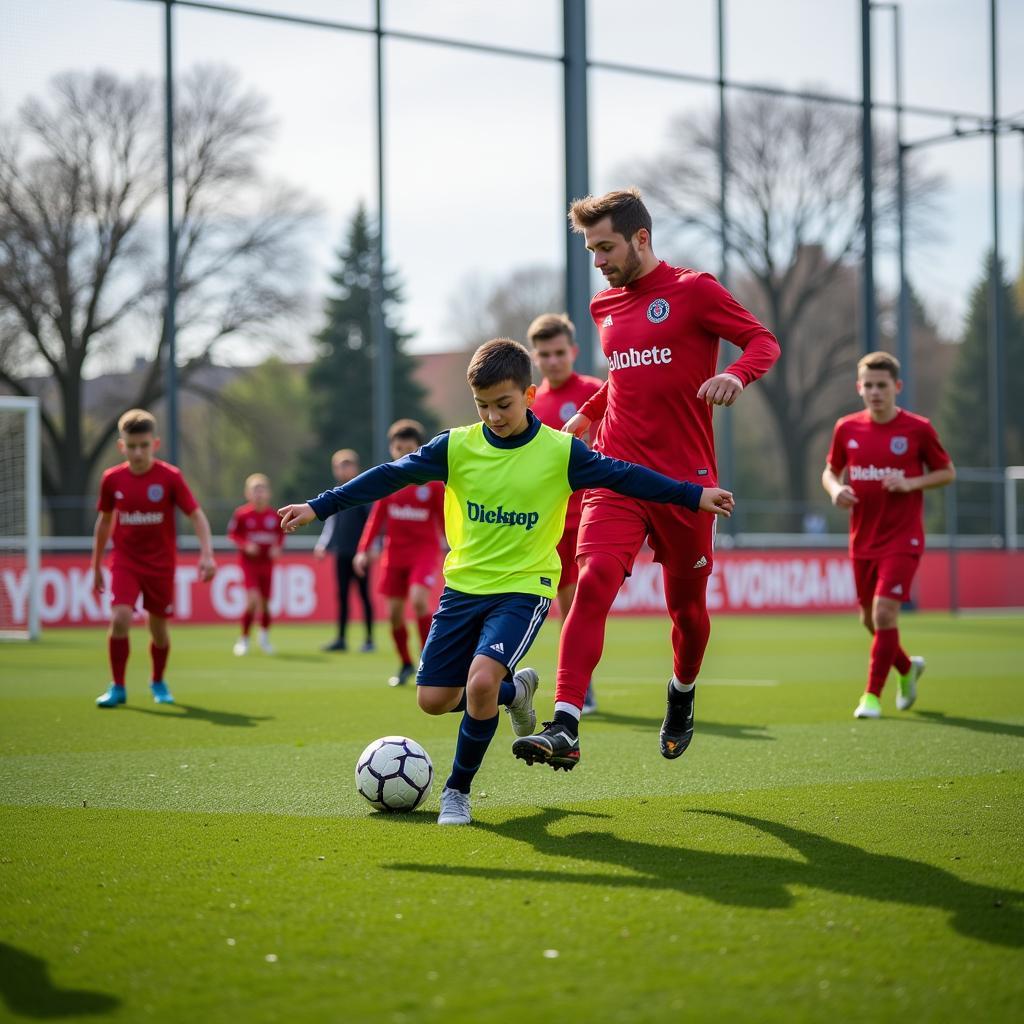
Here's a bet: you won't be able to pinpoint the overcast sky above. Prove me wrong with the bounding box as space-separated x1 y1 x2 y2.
3 0 1023 363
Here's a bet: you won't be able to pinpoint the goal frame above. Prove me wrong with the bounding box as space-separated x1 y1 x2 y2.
0 396 41 640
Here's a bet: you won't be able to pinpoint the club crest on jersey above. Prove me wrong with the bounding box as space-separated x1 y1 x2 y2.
890 436 908 455
646 298 670 324
416 485 430 501
559 402 577 422
147 484 164 502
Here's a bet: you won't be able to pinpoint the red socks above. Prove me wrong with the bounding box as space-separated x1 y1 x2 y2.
663 572 711 684
242 611 254 636
555 553 625 708
416 614 432 650
151 642 170 683
109 636 129 685
261 610 271 630
868 628 900 696
892 645 912 676
392 624 412 666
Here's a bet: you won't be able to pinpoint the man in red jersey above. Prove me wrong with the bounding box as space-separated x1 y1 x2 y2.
823 352 954 719
228 473 285 657
91 409 217 707
513 187 779 771
528 312 604 714
354 419 445 688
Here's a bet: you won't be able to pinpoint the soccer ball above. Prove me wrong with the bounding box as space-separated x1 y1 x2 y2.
355 736 434 812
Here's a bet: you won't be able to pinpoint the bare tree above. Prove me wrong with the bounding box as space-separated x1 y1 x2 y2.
445 264 564 350
0 66 317 533
630 93 943 512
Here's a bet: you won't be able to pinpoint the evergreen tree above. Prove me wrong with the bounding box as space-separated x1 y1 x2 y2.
290 205 437 495
941 254 1024 467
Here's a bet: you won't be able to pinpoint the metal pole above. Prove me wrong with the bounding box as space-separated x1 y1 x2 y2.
370 0 391 466
163 0 179 466
892 5 912 408
715 0 736 518
563 0 592 375
945 482 959 614
988 0 1006 476
860 0 877 353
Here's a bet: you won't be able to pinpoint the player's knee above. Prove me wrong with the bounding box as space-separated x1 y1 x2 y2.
873 604 899 630
417 689 449 715
577 553 625 605
465 669 500 703
110 606 133 633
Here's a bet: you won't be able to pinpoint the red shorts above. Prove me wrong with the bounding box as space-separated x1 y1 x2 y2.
576 489 715 578
853 554 920 609
110 565 175 617
241 558 274 599
556 527 580 590
378 551 441 600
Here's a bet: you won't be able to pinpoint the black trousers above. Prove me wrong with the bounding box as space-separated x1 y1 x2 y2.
335 552 373 640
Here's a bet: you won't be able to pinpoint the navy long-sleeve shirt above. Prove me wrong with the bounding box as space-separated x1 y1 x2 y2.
309 412 703 520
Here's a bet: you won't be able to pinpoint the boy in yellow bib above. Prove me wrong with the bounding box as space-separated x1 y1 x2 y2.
279 339 734 825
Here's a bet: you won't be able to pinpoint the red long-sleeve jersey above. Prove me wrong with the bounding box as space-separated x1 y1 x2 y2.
578 262 779 484
357 482 445 564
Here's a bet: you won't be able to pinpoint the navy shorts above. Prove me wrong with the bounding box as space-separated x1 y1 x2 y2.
417 587 552 688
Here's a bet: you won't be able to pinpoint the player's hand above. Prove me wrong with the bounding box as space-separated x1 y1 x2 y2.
278 503 316 532
831 485 858 508
198 554 217 583
313 545 326 561
699 487 735 517
882 473 912 493
697 372 744 406
244 541 259 556
92 567 104 594
562 412 591 439
353 551 369 578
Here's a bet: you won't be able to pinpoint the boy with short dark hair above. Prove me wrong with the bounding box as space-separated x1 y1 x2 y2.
353 419 445 687
228 473 284 656
91 409 216 707
823 351 955 718
279 338 734 825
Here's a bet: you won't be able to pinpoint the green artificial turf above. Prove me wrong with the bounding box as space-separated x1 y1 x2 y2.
1 613 1022 1023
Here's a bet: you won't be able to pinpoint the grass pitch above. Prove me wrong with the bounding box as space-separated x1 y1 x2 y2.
1 613 1022 1023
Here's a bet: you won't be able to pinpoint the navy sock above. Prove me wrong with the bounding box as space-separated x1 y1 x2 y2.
447 692 467 714
445 712 499 794
498 679 516 706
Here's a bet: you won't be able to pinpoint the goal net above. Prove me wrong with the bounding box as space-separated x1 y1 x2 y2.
0 397 41 640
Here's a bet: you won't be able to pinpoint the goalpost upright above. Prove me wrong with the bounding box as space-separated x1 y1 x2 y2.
0 396 41 640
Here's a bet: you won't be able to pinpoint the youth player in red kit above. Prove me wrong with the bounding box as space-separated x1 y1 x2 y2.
822 352 955 718
354 420 445 688
514 188 779 770
528 312 604 713
228 473 285 656
91 409 217 707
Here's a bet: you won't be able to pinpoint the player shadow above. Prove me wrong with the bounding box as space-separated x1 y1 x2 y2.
591 709 773 741
388 806 1023 948
905 710 1024 741
0 942 120 1018
124 703 273 728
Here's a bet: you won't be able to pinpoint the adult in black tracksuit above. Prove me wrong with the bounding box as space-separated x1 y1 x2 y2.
315 449 375 652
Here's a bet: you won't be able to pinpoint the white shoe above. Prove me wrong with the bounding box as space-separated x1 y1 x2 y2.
504 667 539 737
581 682 598 716
257 629 275 655
233 637 249 657
896 656 925 711
437 786 471 825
